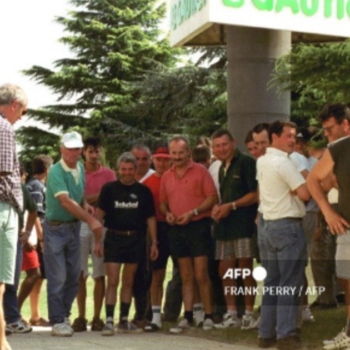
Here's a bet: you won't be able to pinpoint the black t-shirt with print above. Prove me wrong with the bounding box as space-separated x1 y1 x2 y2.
98 180 155 231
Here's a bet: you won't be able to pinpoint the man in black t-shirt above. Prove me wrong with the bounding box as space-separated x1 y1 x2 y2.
94 152 158 335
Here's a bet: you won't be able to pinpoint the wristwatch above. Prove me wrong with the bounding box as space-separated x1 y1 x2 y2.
232 202 237 210
193 208 199 216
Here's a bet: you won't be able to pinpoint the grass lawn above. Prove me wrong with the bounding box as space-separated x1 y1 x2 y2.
20 259 344 350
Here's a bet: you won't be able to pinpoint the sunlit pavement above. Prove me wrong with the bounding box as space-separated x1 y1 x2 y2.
8 326 260 350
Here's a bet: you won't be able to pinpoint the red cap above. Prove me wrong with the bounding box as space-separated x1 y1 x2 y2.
153 144 171 158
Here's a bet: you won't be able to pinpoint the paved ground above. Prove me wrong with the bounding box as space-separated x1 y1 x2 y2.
8 327 261 350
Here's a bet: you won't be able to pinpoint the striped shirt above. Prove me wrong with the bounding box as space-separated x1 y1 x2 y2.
0 113 22 211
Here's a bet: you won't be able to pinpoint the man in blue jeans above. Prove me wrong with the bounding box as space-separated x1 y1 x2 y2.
44 131 103 337
257 121 310 350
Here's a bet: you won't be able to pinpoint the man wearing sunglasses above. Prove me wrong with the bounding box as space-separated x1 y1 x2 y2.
0 83 28 350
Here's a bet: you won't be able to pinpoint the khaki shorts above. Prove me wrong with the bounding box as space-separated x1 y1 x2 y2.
336 230 350 280
0 202 18 284
215 238 253 260
80 222 105 278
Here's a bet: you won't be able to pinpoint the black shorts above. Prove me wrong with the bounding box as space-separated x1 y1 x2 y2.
151 222 171 271
168 218 212 259
104 230 146 264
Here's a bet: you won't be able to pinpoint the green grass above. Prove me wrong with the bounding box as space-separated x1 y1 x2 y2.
20 260 344 350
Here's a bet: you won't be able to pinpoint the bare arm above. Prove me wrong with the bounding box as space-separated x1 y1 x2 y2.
295 183 310 202
160 202 176 225
177 194 218 225
85 193 100 206
307 149 349 234
20 210 38 245
147 216 158 261
212 192 258 221
93 207 106 258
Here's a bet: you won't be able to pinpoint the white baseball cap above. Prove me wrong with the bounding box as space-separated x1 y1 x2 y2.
61 131 84 149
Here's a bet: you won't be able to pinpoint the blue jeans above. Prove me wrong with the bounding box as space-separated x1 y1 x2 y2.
4 241 22 324
43 220 81 324
258 218 307 340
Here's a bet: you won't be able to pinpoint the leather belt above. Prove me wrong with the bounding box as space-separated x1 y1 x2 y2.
48 219 78 226
107 229 138 236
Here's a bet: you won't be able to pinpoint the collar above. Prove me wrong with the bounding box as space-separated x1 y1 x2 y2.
266 147 288 158
60 159 81 173
170 159 193 172
84 162 102 174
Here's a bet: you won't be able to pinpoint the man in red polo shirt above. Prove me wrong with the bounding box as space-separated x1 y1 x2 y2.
160 136 218 332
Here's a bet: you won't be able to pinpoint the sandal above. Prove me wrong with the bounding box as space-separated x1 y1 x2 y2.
91 317 105 331
72 317 87 332
30 317 50 327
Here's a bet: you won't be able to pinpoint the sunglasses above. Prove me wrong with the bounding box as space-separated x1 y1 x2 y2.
22 109 28 116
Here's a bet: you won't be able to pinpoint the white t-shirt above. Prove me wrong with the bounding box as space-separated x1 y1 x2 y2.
139 168 155 183
257 147 306 220
208 160 221 199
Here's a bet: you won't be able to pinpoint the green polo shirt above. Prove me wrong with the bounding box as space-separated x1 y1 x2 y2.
214 149 258 241
45 159 85 221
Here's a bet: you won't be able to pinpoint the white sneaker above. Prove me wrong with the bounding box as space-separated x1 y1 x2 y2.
6 320 32 334
214 313 241 329
51 322 74 337
302 306 315 322
194 311 204 327
241 315 260 330
323 329 350 350
202 318 214 331
169 319 191 334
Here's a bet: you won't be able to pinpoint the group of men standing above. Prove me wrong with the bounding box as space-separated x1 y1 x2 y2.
1 82 350 350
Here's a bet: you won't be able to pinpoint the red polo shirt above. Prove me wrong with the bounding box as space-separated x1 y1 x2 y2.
85 164 116 197
160 160 217 221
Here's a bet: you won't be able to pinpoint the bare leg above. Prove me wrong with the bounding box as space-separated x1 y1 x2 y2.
0 284 12 350
120 264 138 304
76 272 87 318
219 259 236 312
238 258 256 312
29 279 44 320
177 258 195 312
193 256 212 315
93 276 105 319
150 269 166 306
17 268 41 313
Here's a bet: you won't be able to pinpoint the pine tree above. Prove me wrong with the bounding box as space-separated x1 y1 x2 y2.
270 42 350 125
20 0 179 163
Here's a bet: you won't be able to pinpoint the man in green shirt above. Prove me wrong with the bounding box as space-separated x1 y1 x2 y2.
43 131 102 337
211 129 258 330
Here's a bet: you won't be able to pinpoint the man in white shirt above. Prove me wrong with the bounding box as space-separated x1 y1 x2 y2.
257 121 310 350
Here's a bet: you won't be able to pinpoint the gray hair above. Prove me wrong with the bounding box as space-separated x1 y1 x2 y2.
117 152 138 169
168 135 190 150
131 143 151 157
0 84 27 106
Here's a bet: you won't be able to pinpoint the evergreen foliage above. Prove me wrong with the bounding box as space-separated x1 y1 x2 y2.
270 41 350 125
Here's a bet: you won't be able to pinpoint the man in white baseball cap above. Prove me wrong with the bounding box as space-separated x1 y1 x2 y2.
43 131 102 337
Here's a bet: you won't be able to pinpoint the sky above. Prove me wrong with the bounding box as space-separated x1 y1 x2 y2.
0 0 170 133
0 0 73 130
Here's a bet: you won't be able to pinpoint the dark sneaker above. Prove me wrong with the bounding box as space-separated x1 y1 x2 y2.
117 321 143 333
276 335 303 350
258 336 276 348
71 317 87 332
101 321 115 336
91 317 105 331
